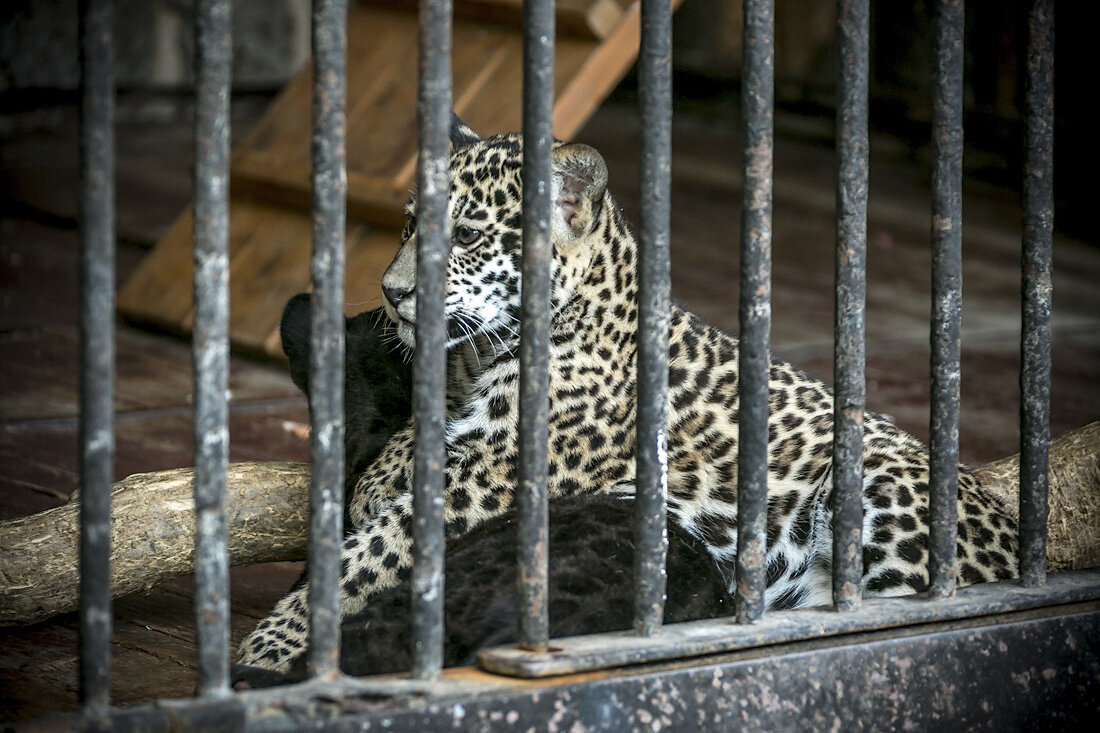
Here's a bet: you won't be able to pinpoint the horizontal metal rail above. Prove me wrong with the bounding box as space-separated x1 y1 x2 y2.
36 578 1100 733
478 570 1100 677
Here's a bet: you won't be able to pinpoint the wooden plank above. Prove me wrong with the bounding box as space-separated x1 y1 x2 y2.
116 208 196 329
366 0 625 40
343 226 399 313
118 195 271 331
231 154 410 230
554 0 664 140
261 224 398 354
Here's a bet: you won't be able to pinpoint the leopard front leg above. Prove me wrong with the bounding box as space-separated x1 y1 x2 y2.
237 492 418 671
238 469 514 671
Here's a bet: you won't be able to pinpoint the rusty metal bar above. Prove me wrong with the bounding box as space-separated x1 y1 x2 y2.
633 0 673 638
412 0 453 679
1019 0 1054 588
928 0 964 599
736 0 774 625
306 0 348 678
78 0 115 714
516 0 555 653
831 0 869 613
192 0 233 697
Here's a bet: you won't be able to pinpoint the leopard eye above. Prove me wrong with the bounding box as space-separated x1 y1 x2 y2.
454 225 482 247
402 215 416 240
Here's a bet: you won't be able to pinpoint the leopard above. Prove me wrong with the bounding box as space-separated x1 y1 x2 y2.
232 294 729 687
238 114 1018 672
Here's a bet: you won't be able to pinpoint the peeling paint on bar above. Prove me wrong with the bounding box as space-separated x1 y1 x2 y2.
928 0 964 599
412 0 453 681
307 0 348 679
633 0 673 639
78 0 115 714
517 0 555 653
736 0 774 626
1019 0 1054 588
831 0 869 614
192 0 232 697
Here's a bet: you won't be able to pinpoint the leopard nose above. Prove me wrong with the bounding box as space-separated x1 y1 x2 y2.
383 285 413 309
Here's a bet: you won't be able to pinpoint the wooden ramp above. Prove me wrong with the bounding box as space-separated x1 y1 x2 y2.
119 0 663 357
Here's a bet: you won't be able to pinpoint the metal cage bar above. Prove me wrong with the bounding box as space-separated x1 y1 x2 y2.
192 0 233 697
411 0 453 680
633 0 673 637
516 0 555 653
831 0 869 613
78 0 115 714
928 0 965 599
1019 0 1054 587
735 0 774 625
307 0 348 678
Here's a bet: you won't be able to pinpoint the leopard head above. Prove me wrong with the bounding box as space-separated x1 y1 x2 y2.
381 115 609 353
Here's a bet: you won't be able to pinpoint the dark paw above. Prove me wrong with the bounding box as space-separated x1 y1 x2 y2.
231 664 297 690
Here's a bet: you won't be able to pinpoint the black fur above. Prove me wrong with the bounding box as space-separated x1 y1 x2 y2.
279 294 414 500
236 494 730 686
235 295 731 688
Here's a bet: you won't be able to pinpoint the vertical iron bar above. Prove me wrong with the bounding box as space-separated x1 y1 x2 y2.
928 0 964 599
633 0 672 637
736 0 774 625
517 0 554 652
831 0 869 613
1019 0 1054 587
78 0 114 714
412 0 452 680
307 0 347 678
192 0 232 697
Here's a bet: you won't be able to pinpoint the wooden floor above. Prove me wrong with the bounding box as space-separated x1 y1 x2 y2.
1 91 1098 721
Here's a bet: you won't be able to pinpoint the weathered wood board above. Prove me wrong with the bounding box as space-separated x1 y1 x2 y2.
118 0 668 356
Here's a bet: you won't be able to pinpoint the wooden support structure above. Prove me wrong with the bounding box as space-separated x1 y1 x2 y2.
118 0 671 356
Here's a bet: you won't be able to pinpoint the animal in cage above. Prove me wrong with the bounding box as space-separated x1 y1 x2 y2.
238 116 1019 672
232 294 730 687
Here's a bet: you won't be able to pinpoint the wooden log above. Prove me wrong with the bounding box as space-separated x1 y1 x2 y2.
973 420 1100 573
1 423 1097 626
0 462 309 626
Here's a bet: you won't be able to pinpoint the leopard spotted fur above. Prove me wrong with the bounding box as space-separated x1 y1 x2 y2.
238 116 1018 671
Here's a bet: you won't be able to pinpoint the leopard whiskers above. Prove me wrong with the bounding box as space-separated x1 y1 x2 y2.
451 312 483 369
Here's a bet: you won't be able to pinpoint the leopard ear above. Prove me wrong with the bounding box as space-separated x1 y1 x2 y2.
551 143 608 239
450 113 480 151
